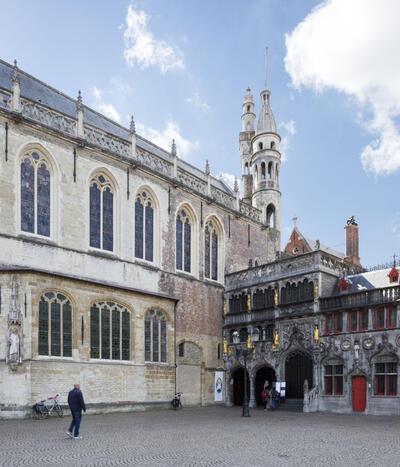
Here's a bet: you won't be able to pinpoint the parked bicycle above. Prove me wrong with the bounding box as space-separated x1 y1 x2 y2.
33 394 64 419
171 392 183 409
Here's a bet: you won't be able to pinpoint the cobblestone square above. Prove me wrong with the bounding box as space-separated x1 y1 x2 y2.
0 407 399 466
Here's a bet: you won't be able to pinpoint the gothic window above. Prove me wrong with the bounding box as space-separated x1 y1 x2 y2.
90 302 130 360
135 190 154 262
21 151 51 237
244 162 249 175
374 360 397 396
271 141 276 150
38 292 72 357
89 174 114 252
261 162 266 180
266 204 275 228
258 142 263 150
176 208 192 273
144 310 167 363
324 364 343 395
204 219 219 281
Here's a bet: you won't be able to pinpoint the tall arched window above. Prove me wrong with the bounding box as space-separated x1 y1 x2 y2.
38 292 72 357
268 162 273 179
135 190 154 262
204 219 219 281
89 174 114 251
266 204 275 228
90 302 130 360
145 310 167 363
176 208 192 273
271 141 276 149
21 151 51 236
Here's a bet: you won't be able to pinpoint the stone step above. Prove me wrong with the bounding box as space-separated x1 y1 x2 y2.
278 399 303 412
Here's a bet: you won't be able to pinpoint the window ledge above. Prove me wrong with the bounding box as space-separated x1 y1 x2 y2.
34 356 74 361
204 278 224 287
144 361 170 367
371 395 399 398
18 233 56 246
89 359 134 365
134 259 159 272
87 248 119 260
175 270 197 281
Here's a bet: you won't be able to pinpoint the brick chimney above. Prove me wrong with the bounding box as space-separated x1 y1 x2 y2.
344 216 360 266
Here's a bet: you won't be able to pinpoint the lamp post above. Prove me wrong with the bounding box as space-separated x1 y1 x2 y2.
230 328 259 417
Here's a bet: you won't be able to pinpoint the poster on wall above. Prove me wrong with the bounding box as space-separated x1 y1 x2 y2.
214 371 224 402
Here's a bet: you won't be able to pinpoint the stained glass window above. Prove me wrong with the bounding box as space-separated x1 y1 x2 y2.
145 310 167 363
38 293 72 357
184 220 191 272
90 302 130 361
176 209 193 273
89 175 114 251
176 216 183 270
20 152 51 236
135 191 154 262
204 220 219 281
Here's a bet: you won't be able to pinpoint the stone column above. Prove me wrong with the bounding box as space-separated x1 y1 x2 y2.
249 373 256 408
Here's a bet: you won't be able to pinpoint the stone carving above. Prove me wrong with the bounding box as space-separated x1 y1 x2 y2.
211 186 235 210
21 100 76 136
137 147 172 176
85 126 131 157
178 170 206 194
341 339 352 351
6 276 22 371
0 90 11 110
396 334 400 348
362 337 375 350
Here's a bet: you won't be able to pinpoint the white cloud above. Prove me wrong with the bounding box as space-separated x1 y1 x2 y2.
218 172 236 191
186 92 210 113
90 86 121 123
285 0 400 175
123 4 184 74
136 120 199 158
278 120 297 161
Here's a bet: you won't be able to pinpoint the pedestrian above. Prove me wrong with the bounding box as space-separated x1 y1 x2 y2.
66 383 86 440
261 387 269 411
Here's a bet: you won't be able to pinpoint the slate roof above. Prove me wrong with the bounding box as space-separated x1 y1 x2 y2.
344 269 397 293
0 59 232 195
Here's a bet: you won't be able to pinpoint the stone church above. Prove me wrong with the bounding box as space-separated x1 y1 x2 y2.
0 59 279 418
1 57 399 419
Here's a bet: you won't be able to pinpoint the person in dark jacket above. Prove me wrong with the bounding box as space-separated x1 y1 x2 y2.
66 384 86 440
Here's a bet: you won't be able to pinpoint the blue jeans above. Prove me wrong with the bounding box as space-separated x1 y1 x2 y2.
68 411 82 437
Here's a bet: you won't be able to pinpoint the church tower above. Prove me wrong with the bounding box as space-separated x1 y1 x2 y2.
239 87 255 204
250 51 281 233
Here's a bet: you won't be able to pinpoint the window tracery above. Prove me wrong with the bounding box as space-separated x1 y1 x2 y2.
176 208 192 273
145 310 167 363
204 219 219 281
135 190 154 262
89 174 114 251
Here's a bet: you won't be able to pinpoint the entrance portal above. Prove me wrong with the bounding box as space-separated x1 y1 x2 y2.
352 376 367 412
285 352 313 399
255 367 276 406
232 368 250 406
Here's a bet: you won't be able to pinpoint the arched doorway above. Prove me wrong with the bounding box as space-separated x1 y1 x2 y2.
255 366 276 406
285 351 313 399
232 368 250 406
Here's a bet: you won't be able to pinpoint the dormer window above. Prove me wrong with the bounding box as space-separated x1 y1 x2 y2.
338 277 349 292
388 267 399 283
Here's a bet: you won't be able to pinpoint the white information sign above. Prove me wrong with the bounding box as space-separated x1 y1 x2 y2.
214 371 224 402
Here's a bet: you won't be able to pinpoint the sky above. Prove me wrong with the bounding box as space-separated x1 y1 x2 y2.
1 0 400 268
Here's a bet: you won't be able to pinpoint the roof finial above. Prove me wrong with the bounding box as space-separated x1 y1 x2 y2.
393 253 397 268
129 115 136 135
292 215 298 227
264 47 268 90
12 59 19 84
76 90 83 111
205 159 210 175
234 177 239 194
171 139 177 157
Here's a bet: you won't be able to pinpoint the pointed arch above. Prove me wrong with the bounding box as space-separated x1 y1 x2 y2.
175 203 198 276
261 162 266 180
18 142 59 239
88 168 119 252
204 214 225 283
134 185 159 264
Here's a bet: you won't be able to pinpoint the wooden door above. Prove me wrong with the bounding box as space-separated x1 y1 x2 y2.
352 376 367 412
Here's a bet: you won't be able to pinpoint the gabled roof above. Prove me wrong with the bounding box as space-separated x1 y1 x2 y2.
343 269 398 293
0 59 232 195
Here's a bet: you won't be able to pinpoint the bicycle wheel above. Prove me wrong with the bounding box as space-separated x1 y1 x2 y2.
55 404 64 418
41 407 50 419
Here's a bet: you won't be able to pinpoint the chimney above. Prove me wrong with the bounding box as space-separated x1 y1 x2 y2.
344 216 360 266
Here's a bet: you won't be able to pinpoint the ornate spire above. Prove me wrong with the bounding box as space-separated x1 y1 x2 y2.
205 159 210 175
171 139 177 157
12 60 19 84
76 90 83 112
129 115 136 135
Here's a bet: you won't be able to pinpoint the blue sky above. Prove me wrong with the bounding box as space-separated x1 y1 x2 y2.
1 0 399 267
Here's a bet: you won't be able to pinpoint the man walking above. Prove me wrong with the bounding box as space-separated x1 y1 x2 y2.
66 383 86 440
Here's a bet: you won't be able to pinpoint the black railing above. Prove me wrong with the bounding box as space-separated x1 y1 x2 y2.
320 286 400 311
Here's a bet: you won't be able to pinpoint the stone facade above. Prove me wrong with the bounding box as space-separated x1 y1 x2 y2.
0 59 281 418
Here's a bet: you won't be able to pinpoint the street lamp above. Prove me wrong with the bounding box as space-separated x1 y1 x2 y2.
230 328 260 417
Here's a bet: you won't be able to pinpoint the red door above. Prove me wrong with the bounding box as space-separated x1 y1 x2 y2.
352 376 367 412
